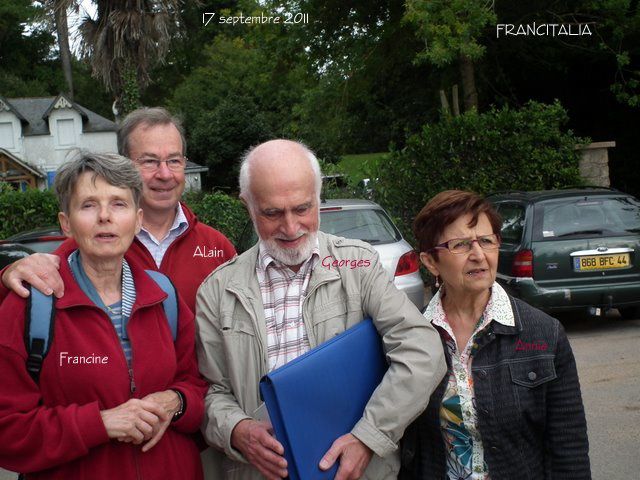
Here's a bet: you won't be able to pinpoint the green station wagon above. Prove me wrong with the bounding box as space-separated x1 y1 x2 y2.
487 188 640 318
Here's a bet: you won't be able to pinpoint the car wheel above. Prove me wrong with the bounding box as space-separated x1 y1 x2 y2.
618 306 640 320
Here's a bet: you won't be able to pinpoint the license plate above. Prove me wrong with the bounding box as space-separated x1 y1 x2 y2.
573 253 631 271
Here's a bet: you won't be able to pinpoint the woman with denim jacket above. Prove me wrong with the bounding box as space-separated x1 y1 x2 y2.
400 190 590 480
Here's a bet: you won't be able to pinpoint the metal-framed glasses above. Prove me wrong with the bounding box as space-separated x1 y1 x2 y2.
135 156 187 172
431 233 501 254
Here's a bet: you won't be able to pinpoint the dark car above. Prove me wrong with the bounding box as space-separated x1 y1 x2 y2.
487 188 640 318
0 226 66 269
0 243 34 270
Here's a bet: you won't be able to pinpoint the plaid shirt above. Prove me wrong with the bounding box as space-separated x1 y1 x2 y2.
256 241 320 371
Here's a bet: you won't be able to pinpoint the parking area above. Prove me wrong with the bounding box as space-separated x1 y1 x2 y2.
562 312 640 479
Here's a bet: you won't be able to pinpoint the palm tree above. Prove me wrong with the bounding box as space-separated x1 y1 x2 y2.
78 0 183 117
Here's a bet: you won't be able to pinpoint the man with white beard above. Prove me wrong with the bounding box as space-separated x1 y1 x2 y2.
195 139 446 480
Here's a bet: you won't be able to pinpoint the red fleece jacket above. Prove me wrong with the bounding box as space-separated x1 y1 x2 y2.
0 203 236 312
0 250 208 479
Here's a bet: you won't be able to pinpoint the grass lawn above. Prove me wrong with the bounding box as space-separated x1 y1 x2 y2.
338 152 387 180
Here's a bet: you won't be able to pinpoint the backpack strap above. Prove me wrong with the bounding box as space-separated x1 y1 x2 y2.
25 287 56 383
24 271 178 385
145 270 178 341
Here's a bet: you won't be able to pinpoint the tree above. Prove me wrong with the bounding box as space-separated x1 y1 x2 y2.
258 0 441 155
41 0 75 99
0 1 59 96
404 0 496 111
142 0 244 105
169 33 298 188
78 0 183 116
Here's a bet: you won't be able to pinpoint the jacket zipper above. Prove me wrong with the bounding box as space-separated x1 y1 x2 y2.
100 305 142 479
124 308 142 480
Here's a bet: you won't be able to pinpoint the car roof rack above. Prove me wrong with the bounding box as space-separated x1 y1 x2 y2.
559 185 619 191
486 187 632 203
485 190 528 197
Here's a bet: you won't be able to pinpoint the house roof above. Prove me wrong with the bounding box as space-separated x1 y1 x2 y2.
185 160 209 174
0 148 45 178
3 95 116 136
0 96 27 122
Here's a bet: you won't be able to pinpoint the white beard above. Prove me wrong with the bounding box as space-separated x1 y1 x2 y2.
260 230 318 266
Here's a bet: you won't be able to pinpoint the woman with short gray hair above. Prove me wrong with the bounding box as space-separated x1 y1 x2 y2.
0 152 207 479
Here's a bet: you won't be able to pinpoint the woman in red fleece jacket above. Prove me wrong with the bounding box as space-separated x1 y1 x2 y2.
0 153 207 479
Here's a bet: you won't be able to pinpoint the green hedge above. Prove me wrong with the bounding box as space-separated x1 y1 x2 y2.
0 186 59 238
183 190 249 246
372 100 587 240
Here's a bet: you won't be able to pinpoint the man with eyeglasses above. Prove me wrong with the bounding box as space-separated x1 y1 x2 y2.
0 107 236 311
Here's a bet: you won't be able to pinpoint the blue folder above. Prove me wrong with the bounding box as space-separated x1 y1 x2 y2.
259 318 388 480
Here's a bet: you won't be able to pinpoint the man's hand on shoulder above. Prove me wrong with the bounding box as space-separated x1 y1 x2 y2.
231 418 288 480
320 433 373 480
2 253 63 298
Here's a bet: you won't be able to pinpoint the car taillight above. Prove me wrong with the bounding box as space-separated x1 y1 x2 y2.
395 250 420 277
512 249 533 277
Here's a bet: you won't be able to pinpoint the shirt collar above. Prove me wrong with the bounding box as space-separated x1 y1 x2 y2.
66 250 134 319
424 281 515 328
139 203 189 241
257 238 320 274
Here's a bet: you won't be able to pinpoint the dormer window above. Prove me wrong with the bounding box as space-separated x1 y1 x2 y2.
56 118 75 146
0 122 14 149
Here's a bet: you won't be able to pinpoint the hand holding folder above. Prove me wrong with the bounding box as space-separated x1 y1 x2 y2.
259 319 388 480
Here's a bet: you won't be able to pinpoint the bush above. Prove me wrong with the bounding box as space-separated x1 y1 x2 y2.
0 187 59 238
373 100 587 240
184 190 249 246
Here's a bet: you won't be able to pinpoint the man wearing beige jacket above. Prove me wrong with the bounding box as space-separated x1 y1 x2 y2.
195 139 446 480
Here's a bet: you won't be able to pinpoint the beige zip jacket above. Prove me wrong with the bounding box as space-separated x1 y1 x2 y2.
195 232 446 480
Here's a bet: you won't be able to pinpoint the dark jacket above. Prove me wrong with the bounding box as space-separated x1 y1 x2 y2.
401 295 591 480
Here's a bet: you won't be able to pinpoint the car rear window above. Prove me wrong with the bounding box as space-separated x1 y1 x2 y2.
533 196 640 240
495 203 526 244
320 208 401 244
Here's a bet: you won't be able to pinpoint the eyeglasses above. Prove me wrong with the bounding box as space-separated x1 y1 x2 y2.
134 156 187 172
431 233 501 254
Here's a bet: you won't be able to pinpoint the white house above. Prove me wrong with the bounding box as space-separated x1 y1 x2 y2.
0 94 207 191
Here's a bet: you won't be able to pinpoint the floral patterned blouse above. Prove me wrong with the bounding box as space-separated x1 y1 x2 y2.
423 282 515 480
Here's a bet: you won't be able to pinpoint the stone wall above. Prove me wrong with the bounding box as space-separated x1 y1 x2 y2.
576 141 615 187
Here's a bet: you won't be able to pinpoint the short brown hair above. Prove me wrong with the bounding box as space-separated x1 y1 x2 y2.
54 152 142 214
413 190 502 256
117 107 186 157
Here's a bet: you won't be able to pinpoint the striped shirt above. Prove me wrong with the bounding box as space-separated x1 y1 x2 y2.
68 251 136 365
256 242 320 371
137 204 189 267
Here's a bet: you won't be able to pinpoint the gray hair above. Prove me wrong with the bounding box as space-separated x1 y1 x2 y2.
239 140 322 209
117 107 186 157
54 152 143 214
